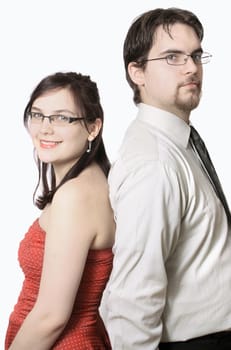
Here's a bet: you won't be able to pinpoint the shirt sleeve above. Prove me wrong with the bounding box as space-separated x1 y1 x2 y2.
104 156 182 349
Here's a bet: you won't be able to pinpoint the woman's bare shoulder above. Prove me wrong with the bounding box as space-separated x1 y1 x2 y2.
53 164 109 209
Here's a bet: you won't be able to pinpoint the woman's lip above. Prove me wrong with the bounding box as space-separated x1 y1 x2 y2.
40 140 62 148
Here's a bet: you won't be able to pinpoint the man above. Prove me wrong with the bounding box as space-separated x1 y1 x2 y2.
103 7 231 350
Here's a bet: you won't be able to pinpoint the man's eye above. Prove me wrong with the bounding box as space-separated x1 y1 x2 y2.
166 54 178 61
193 53 202 61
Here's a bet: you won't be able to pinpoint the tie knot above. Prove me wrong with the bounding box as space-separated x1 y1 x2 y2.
190 125 205 149
190 125 200 142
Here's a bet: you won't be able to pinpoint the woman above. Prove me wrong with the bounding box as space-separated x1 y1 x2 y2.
5 72 115 349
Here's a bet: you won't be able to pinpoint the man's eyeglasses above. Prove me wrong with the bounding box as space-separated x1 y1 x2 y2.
142 52 212 66
27 112 85 127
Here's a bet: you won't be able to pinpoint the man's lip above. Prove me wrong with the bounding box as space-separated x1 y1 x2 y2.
182 80 200 87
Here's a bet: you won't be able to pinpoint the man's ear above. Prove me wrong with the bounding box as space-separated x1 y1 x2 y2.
128 62 145 86
88 118 102 141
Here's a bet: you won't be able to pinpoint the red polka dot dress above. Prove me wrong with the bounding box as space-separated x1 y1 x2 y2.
5 219 113 349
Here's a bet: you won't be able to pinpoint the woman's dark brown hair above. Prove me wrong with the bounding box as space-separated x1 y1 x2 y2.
24 72 110 209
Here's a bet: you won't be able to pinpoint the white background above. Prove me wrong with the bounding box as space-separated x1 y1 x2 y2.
1 0 230 347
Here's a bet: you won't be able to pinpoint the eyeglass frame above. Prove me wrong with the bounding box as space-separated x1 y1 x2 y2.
27 111 85 125
141 50 212 66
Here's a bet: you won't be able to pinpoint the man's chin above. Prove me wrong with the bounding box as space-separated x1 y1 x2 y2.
177 96 201 112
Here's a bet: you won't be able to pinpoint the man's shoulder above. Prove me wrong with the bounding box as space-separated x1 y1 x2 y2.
109 119 162 188
117 117 176 169
109 116 189 189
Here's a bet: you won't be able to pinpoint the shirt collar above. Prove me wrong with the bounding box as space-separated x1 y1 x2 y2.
137 103 191 148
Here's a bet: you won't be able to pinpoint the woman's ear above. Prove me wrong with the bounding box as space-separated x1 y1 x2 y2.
128 62 145 86
88 118 102 141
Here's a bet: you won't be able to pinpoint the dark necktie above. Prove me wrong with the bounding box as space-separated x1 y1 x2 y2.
190 125 231 224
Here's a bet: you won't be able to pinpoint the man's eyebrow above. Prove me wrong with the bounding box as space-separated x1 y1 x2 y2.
159 48 203 55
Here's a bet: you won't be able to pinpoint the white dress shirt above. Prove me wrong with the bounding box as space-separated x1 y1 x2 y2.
102 103 231 349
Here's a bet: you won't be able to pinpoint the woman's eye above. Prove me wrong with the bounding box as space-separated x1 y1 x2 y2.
57 115 69 121
32 113 43 119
